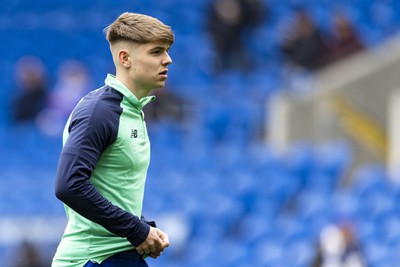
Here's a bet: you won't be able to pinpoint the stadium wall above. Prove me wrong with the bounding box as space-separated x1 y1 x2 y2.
267 34 400 182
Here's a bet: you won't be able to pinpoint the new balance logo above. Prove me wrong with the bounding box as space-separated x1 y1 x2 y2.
130 129 138 138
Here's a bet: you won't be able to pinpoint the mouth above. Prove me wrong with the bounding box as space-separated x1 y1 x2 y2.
159 70 168 79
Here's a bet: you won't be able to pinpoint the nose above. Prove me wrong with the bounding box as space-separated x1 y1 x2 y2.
162 52 172 66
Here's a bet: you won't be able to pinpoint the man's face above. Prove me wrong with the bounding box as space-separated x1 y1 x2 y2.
128 41 172 92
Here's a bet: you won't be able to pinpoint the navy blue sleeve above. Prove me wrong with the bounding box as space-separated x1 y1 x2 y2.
54 89 150 247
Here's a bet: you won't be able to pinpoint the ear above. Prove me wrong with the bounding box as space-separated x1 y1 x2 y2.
118 50 131 68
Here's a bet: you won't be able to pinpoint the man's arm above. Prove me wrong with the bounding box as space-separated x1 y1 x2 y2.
55 93 150 247
55 148 150 246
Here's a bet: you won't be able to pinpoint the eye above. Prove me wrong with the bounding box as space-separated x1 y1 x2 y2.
151 50 163 55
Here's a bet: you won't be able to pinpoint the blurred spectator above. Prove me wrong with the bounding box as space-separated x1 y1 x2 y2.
144 88 187 124
324 10 365 65
13 241 45 267
310 222 366 267
280 8 328 71
37 60 91 136
240 0 267 30
11 56 48 123
206 0 267 73
48 60 91 118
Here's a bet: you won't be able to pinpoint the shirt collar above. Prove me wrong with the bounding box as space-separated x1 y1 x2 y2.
105 74 156 109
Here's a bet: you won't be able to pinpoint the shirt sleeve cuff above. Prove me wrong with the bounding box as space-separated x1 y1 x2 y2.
128 220 151 247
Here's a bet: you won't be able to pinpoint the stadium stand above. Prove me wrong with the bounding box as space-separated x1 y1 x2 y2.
1 0 400 266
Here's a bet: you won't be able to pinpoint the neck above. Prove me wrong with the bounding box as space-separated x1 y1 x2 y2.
115 73 149 100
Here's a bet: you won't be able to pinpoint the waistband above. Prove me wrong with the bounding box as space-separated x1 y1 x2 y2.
108 249 141 260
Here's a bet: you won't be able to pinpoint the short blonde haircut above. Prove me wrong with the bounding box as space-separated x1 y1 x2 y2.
104 12 174 45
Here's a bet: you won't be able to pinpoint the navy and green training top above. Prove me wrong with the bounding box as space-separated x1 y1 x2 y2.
52 74 156 267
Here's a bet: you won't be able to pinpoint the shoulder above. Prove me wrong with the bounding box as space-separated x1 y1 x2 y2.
72 86 122 120
79 85 122 110
67 86 123 134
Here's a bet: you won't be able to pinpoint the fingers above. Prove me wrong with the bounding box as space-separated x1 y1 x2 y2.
137 245 162 259
137 250 160 260
135 227 170 260
135 246 144 256
148 251 162 259
136 243 158 256
157 229 170 248
136 227 165 256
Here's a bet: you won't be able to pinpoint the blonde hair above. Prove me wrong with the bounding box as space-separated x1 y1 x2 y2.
104 12 174 45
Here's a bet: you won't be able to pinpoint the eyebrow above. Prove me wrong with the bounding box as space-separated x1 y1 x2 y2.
149 45 170 52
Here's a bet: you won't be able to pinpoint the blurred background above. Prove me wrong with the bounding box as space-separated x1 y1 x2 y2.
1 0 400 266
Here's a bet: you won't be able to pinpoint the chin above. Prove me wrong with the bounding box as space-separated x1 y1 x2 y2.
157 82 167 89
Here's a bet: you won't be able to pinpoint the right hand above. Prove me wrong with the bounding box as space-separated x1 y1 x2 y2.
135 227 169 259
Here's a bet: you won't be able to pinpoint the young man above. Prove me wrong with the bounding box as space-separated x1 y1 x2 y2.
52 12 174 267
